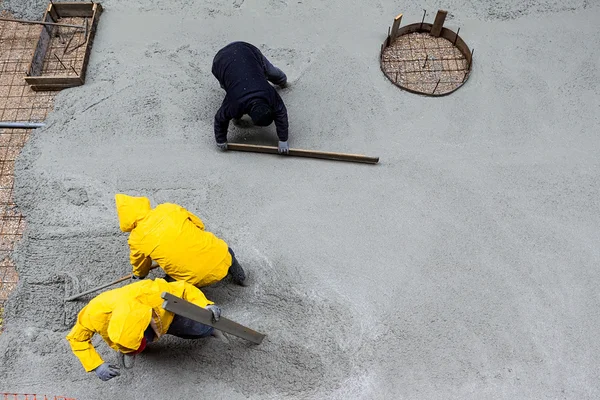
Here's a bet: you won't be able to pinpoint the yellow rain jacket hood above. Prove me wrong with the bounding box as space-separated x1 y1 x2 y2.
114 194 232 287
107 302 152 351
115 194 151 232
66 279 212 372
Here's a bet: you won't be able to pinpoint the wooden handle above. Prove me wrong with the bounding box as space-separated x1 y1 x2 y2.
64 264 161 301
64 274 132 301
227 143 379 164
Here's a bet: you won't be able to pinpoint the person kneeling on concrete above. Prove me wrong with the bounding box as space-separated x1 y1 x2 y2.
66 278 223 381
212 41 290 154
115 193 248 287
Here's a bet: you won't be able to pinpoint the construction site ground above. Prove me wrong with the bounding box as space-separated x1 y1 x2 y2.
0 12 55 333
1 0 599 399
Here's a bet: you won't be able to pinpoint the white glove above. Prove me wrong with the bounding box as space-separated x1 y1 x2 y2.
278 141 289 154
205 304 221 322
94 363 120 381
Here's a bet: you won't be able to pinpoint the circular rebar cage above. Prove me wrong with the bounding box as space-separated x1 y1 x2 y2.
380 19 473 96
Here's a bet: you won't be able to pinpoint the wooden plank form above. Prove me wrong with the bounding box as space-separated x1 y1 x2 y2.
79 4 102 83
30 84 80 91
161 292 266 345
49 2 96 18
25 76 84 85
430 10 448 37
379 10 473 97
28 14 53 78
227 143 380 164
390 13 403 42
25 2 103 91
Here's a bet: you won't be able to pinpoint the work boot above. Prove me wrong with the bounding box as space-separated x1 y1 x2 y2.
211 329 229 343
238 270 249 287
229 259 248 287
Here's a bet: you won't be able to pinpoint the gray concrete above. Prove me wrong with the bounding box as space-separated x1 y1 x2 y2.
1 0 599 398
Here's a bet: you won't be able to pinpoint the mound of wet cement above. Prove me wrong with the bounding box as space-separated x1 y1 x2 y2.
1 1 600 399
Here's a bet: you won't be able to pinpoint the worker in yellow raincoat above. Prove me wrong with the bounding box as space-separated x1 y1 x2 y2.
115 194 247 287
66 278 224 381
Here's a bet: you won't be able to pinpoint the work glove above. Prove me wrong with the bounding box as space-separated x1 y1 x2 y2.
94 363 120 381
216 142 228 151
205 304 221 322
278 141 289 154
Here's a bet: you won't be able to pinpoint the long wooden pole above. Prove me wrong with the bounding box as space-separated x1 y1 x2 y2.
64 274 132 301
227 143 379 164
0 17 85 29
64 264 159 301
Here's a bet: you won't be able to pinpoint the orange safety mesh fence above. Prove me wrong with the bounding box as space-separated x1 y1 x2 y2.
1 395 76 400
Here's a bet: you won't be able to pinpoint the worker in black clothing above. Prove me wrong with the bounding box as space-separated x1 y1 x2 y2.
211 41 290 154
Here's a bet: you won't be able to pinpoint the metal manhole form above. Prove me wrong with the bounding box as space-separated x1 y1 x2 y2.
380 10 473 96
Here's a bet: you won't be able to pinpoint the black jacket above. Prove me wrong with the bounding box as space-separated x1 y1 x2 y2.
211 42 288 144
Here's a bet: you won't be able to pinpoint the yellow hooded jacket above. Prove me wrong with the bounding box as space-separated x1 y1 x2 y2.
114 194 232 287
65 279 212 372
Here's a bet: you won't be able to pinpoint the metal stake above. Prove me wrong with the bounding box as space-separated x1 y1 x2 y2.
453 27 460 45
0 17 85 29
420 9 426 30
467 48 474 70
54 53 68 70
432 78 441 94
422 54 428 69
62 29 76 56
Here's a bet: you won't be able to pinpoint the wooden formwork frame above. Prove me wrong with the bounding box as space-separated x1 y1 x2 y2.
25 2 103 91
380 10 473 97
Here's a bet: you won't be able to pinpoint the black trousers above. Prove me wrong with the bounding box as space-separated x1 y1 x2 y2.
227 247 246 284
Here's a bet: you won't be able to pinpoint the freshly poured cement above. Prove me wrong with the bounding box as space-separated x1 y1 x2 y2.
1 0 599 398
